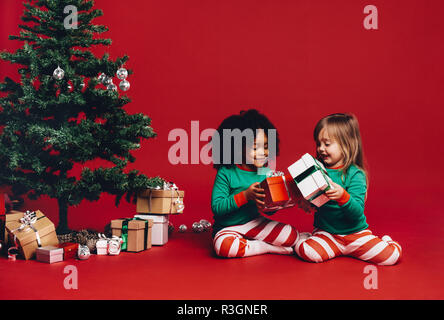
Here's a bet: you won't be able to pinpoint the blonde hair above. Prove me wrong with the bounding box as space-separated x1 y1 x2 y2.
313 113 368 185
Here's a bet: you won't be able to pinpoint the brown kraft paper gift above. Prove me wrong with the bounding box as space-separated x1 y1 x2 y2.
5 210 59 260
136 189 184 214
110 218 153 252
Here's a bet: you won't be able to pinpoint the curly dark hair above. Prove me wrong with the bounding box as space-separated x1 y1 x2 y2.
211 109 280 169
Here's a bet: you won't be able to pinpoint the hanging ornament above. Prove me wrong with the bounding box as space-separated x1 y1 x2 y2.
98 73 106 83
103 76 113 85
179 224 187 233
119 79 130 91
53 66 64 80
116 67 128 80
107 83 117 91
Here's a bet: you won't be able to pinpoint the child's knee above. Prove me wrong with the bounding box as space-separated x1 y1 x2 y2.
377 242 402 266
214 235 246 258
295 239 326 263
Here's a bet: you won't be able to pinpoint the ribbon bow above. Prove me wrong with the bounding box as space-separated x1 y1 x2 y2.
151 181 184 213
10 210 42 246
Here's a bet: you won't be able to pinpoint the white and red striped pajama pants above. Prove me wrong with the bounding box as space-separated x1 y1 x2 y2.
213 217 299 258
295 228 402 265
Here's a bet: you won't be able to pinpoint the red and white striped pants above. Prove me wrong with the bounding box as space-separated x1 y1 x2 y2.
295 228 402 265
213 217 299 258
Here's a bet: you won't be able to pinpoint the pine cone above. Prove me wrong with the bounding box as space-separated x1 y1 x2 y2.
57 233 73 243
86 238 98 253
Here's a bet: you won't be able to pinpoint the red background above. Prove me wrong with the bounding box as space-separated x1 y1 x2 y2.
1 0 443 238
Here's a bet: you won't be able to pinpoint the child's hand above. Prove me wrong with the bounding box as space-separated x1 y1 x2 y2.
244 182 266 208
324 181 344 200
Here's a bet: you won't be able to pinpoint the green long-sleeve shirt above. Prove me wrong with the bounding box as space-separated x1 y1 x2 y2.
314 164 368 234
211 165 271 236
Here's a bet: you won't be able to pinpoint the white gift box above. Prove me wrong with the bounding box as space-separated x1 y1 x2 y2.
134 214 168 246
96 239 108 255
287 153 332 207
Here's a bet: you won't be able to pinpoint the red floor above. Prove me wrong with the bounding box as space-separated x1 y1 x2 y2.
1 196 443 301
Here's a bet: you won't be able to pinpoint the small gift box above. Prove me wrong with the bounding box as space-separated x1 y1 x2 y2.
260 172 302 212
57 242 79 259
96 239 108 255
36 246 64 264
134 214 168 246
95 235 123 255
111 218 153 252
136 182 184 214
5 210 59 260
287 153 332 207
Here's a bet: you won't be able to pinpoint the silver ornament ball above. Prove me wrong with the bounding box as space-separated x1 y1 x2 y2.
53 66 64 80
119 79 130 91
77 245 90 260
179 224 187 233
168 222 174 235
192 222 204 233
199 219 212 231
103 76 113 85
107 83 117 91
116 67 128 80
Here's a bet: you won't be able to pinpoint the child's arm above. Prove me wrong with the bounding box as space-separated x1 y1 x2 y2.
211 169 247 216
325 170 367 221
211 170 265 216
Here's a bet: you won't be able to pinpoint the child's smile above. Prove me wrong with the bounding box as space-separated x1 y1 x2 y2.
246 129 269 168
316 128 344 168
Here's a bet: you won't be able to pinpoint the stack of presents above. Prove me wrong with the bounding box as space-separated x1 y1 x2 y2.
0 153 333 262
0 183 185 263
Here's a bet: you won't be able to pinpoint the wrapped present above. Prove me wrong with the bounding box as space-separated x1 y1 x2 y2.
259 171 302 212
111 218 153 252
134 214 168 246
57 242 79 259
36 246 64 264
136 182 184 214
96 238 108 255
287 153 332 207
5 210 59 260
95 234 123 255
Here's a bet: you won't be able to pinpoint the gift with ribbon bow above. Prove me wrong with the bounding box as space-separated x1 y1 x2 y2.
136 182 184 214
287 153 333 207
260 171 303 213
95 234 123 255
110 217 153 252
5 210 58 260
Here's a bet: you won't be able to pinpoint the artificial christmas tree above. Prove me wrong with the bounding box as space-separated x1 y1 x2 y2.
0 0 163 234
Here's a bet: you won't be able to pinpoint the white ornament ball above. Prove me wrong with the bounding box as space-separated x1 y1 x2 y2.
53 66 64 80
116 68 128 80
119 79 130 91
77 245 90 260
